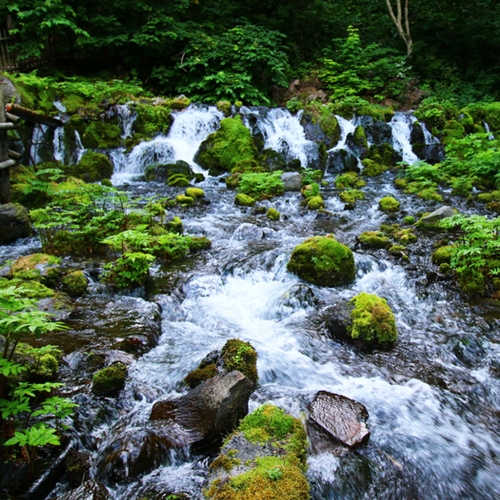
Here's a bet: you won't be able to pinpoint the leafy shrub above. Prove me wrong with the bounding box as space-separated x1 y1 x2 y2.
238 172 284 200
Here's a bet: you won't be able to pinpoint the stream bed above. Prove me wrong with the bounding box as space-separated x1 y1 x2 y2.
2 105 500 500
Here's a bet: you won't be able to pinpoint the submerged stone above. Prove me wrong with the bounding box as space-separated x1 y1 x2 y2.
308 391 370 452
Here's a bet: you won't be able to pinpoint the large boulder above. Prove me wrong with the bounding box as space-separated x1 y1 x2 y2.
417 206 456 230
195 116 258 176
287 235 356 287
0 203 32 244
281 171 303 191
150 370 255 448
206 404 310 500
308 391 370 454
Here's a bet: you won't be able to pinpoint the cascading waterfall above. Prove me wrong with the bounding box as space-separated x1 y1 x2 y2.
240 107 319 168
388 112 420 164
112 104 223 183
326 114 364 173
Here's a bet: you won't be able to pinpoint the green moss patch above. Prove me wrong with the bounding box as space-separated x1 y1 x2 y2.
378 196 400 212
335 172 366 189
235 193 256 207
72 151 113 182
357 231 391 249
221 339 258 383
92 362 128 396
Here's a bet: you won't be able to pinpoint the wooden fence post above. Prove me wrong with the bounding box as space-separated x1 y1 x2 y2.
0 85 10 203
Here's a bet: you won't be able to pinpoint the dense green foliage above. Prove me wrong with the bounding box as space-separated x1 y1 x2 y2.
3 0 500 104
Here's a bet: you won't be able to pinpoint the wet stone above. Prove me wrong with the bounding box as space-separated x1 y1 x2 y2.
308 391 370 450
58 479 110 500
233 223 264 241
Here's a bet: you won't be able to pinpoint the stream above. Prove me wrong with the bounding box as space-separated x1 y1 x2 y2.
3 105 500 500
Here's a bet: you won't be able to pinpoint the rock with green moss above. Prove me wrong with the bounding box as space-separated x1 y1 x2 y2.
403 215 415 225
432 245 454 265
206 404 309 500
349 292 398 344
235 193 256 207
185 187 204 199
92 362 128 396
379 196 400 212
335 172 366 189
301 183 320 199
339 189 365 204
306 195 325 210
267 208 280 221
62 270 88 297
361 158 387 177
133 102 172 137
183 339 258 389
166 216 183 234
357 231 391 249
195 116 258 176
72 151 113 182
10 253 61 282
81 120 121 150
0 203 32 244
287 235 355 287
175 194 195 206
216 100 232 115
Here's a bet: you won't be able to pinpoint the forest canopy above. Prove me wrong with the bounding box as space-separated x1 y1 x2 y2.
2 0 500 105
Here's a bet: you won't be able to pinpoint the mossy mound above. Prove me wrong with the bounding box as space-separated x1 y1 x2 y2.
81 120 121 150
339 189 365 204
133 102 172 137
378 196 400 212
92 362 128 396
432 245 454 265
10 253 60 280
62 270 88 297
301 183 320 199
72 151 113 182
357 231 391 249
183 364 219 389
216 100 232 115
207 404 309 500
185 187 204 199
306 195 325 210
195 116 258 176
166 216 183 234
335 172 366 189
175 194 195 206
361 158 387 177
287 235 356 287
237 171 284 200
267 208 280 221
349 292 398 344
235 193 256 207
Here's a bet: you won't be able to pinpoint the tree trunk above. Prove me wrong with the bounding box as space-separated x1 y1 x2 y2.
385 0 413 58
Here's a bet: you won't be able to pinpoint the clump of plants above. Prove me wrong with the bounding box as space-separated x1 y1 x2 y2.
237 171 284 200
335 171 366 189
439 214 500 296
0 286 76 480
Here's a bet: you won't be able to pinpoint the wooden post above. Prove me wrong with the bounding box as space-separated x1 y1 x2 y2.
0 86 10 204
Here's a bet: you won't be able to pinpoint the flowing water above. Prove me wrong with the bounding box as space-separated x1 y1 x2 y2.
4 106 500 499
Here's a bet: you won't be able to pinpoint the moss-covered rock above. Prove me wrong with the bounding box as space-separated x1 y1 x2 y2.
432 245 454 265
81 120 122 150
235 193 256 207
349 292 398 344
0 203 32 243
166 216 183 234
287 235 356 287
195 116 257 176
357 231 391 249
133 102 172 137
221 339 258 383
306 195 325 210
216 100 232 115
62 270 88 297
361 158 387 177
183 339 258 389
72 151 113 182
339 189 365 204
185 187 204 199
403 215 415 225
378 196 400 212
267 208 280 220
206 404 309 500
92 362 128 396
175 194 195 206
10 253 61 282
335 171 366 189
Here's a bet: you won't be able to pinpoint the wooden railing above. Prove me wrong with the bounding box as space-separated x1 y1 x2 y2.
0 29 73 72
